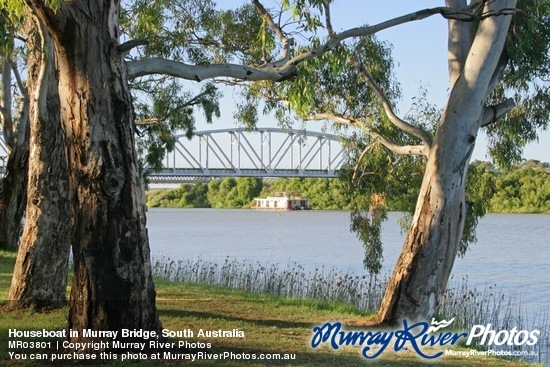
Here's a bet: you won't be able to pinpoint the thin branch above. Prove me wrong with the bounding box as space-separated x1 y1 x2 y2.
307 113 360 126
307 113 428 157
352 142 376 183
6 56 29 101
252 0 286 43
117 39 149 53
252 0 293 67
350 55 433 151
180 88 213 107
277 6 478 69
7 33 28 43
135 118 163 126
322 1 335 37
134 89 213 125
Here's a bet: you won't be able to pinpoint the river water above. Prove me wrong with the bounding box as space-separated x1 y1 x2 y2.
147 208 549 309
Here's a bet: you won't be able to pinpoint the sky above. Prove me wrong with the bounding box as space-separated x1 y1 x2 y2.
192 0 549 162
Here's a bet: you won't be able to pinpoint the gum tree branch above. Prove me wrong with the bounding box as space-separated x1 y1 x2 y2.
6 56 29 101
251 0 293 67
307 112 429 156
252 0 286 43
480 97 516 127
352 142 376 183
350 56 433 151
323 1 335 37
127 5 483 82
135 88 213 125
117 39 149 54
127 59 296 81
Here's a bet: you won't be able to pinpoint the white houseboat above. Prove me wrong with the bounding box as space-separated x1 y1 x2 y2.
253 192 311 210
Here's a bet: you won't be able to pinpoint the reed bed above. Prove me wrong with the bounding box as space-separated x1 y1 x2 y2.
152 256 549 365
152 256 387 312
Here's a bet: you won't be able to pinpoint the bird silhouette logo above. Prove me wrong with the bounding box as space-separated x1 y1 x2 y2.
427 318 455 333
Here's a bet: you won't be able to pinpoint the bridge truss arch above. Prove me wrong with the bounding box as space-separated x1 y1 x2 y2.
152 127 347 183
0 127 348 182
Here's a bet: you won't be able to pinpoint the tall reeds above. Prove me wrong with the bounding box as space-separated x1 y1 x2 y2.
152 256 387 312
152 256 549 365
440 275 549 364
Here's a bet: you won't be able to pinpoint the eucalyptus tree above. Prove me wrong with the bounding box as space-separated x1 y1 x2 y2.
2 0 546 342
8 18 72 310
241 0 549 323
0 12 29 251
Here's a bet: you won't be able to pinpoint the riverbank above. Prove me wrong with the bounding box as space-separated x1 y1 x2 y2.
0 251 543 366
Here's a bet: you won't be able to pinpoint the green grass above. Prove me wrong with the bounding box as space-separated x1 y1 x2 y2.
0 250 541 366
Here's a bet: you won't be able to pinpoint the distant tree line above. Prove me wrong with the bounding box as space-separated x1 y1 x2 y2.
475 160 550 214
146 177 352 209
146 160 550 214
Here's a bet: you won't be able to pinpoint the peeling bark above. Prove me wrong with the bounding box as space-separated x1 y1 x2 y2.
27 0 161 342
8 21 71 310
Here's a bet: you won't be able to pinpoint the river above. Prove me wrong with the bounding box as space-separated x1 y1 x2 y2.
147 208 549 309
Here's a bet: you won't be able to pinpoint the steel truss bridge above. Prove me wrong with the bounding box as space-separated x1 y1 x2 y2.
152 127 345 183
0 127 347 183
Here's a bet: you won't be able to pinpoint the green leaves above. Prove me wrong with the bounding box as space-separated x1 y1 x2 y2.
0 4 22 56
281 0 327 32
488 161 550 213
0 0 25 23
122 0 272 65
207 177 263 209
134 81 221 175
485 0 549 168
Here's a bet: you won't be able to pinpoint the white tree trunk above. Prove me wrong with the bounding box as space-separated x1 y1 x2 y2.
377 0 516 323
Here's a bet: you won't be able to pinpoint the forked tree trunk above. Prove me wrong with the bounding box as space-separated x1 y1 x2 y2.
377 0 516 324
29 1 161 342
8 22 71 309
